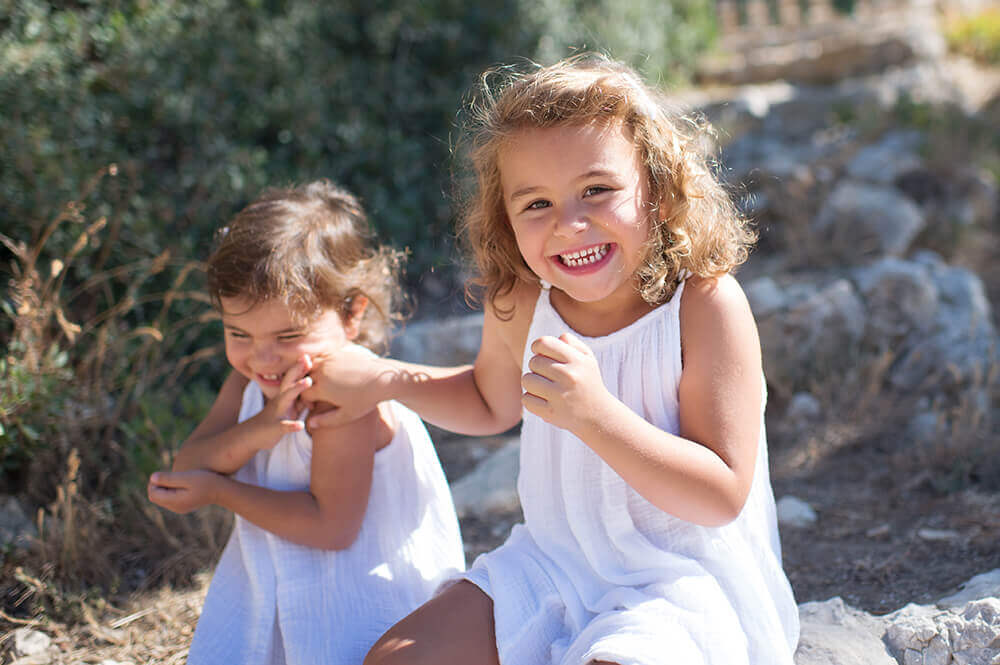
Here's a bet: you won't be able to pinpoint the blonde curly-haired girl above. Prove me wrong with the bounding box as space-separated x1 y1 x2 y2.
308 55 799 665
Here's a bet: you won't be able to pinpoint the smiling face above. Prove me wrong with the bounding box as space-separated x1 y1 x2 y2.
499 121 652 319
220 297 360 399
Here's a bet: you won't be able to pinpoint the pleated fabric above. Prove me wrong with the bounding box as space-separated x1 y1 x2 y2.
188 382 465 665
458 282 799 665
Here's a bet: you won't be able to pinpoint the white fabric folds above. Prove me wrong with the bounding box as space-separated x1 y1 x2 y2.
458 283 799 665
188 382 464 665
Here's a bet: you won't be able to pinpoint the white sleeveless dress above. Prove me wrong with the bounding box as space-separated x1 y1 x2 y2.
188 381 465 665
458 283 799 665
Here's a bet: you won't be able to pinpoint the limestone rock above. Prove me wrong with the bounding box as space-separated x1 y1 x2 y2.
885 252 995 397
778 495 818 528
845 130 923 185
745 276 788 318
392 313 483 367
940 570 1000 610
449 438 520 517
785 392 822 429
794 597 896 665
13 628 52 659
794 570 1000 665
756 276 866 398
884 599 1000 665
851 257 939 343
813 180 925 262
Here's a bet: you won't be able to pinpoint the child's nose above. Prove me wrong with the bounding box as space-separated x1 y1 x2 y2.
252 342 281 365
554 204 588 237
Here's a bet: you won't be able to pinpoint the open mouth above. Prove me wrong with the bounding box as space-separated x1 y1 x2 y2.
556 243 610 267
258 373 281 383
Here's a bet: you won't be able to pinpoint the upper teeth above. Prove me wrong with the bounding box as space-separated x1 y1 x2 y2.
560 244 608 267
263 374 279 380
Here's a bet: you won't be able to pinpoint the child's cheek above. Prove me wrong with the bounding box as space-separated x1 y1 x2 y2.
297 337 344 360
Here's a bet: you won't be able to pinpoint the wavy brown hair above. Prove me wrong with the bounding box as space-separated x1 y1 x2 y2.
456 53 755 315
206 180 404 353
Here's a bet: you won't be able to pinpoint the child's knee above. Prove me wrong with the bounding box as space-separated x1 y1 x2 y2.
363 635 406 665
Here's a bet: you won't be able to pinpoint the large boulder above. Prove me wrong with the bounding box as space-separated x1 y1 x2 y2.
794 576 1000 665
750 274 867 399
747 253 996 419
795 597 897 665
883 599 1000 665
864 252 996 400
812 180 926 263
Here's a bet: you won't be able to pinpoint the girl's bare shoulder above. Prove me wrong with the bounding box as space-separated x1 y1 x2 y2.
681 273 752 316
679 274 759 355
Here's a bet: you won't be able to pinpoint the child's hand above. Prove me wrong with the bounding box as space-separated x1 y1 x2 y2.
521 332 612 434
252 354 313 443
147 469 221 514
301 344 385 429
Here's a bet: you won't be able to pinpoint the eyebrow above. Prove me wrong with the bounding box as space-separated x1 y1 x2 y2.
507 170 619 203
222 323 303 335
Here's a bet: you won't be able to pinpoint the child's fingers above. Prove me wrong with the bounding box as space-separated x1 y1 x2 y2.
521 372 553 400
558 332 590 354
148 471 188 490
274 376 313 412
279 419 306 434
278 355 313 392
278 367 298 393
526 353 561 381
529 335 572 362
521 391 549 418
147 479 161 503
148 482 181 505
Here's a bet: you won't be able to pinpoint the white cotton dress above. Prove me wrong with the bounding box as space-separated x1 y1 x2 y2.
187 381 465 665
457 282 800 665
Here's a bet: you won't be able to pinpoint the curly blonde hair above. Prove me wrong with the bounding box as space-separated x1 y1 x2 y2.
456 53 755 315
207 180 405 354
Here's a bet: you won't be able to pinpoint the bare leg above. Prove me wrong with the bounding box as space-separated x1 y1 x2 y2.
364 581 500 665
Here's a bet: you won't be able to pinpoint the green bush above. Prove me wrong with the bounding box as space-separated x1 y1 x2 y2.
947 8 1000 65
1 0 715 288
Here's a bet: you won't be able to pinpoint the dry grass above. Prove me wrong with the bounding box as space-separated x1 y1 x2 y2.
1 167 230 635
1 570 209 664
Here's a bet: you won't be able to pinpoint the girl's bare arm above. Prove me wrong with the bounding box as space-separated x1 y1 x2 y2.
215 404 385 549
150 405 388 550
172 365 312 474
304 286 535 436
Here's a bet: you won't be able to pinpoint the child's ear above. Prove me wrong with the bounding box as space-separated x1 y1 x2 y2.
344 295 369 341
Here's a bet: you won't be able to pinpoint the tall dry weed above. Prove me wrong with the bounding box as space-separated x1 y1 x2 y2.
1 167 230 622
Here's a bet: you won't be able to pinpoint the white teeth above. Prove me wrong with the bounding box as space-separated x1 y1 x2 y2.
560 244 608 267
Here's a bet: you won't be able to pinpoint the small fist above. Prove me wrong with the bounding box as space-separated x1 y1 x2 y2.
520 332 609 433
147 469 220 514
